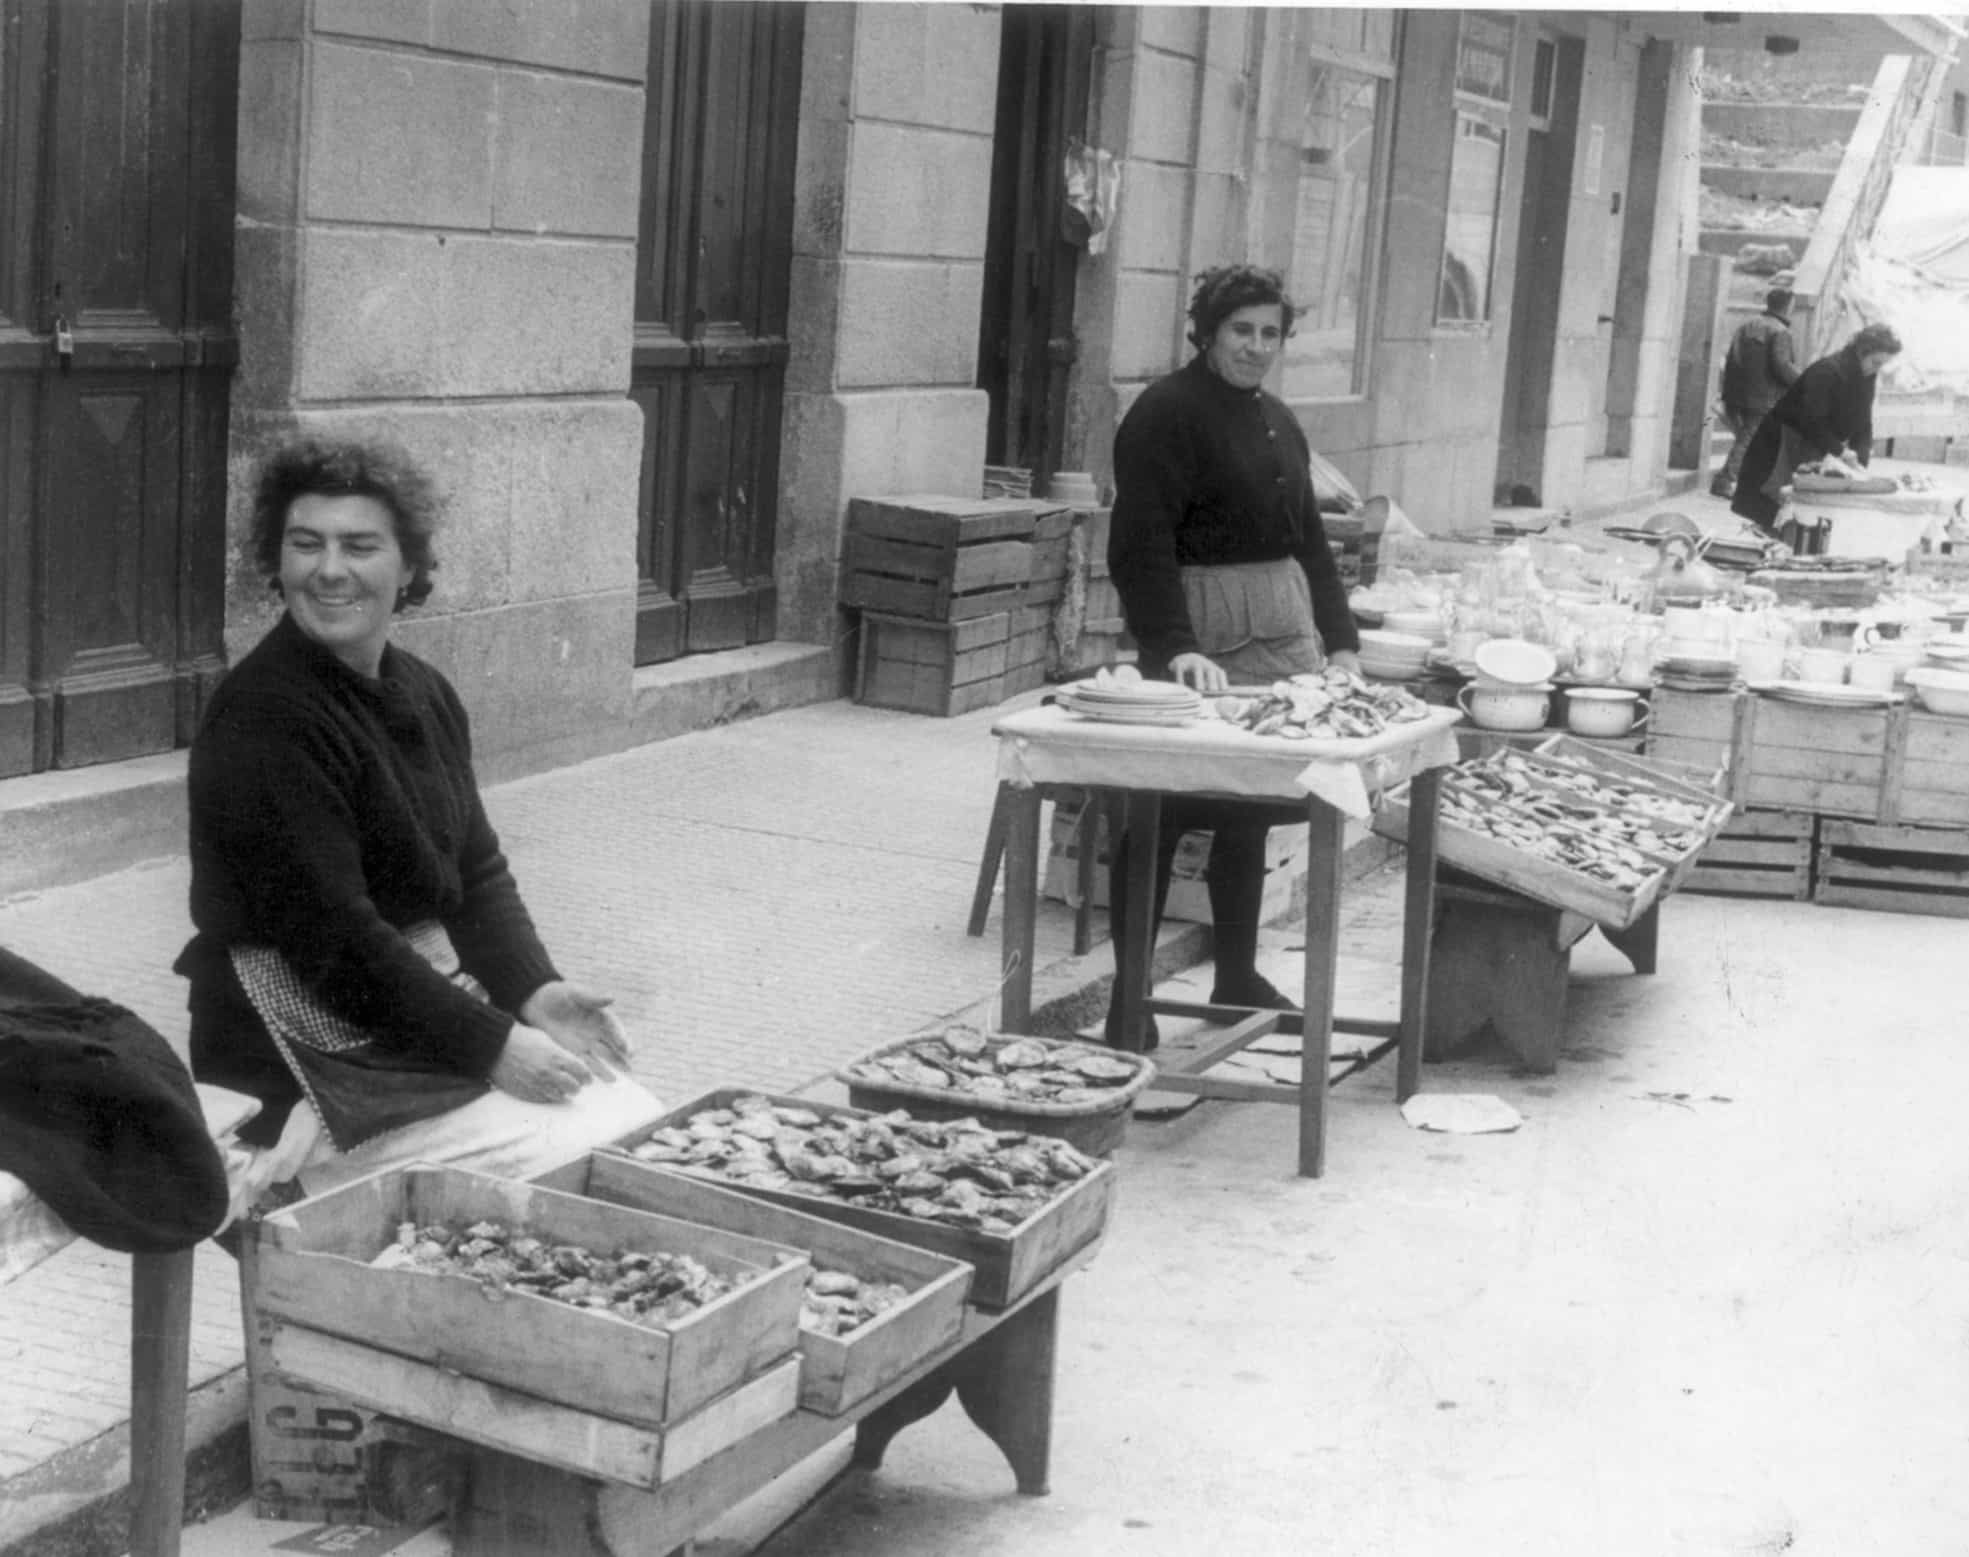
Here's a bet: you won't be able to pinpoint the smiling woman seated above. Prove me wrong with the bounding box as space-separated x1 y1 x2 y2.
175 438 664 1217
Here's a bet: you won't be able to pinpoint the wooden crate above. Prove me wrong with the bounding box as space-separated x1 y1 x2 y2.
842 496 1036 621
537 1153 975 1419
1645 687 1739 778
254 1166 808 1432
1739 694 1892 820
1815 818 1969 917
1893 711 1969 827
609 1091 1118 1311
857 611 1011 717
1023 506 1075 607
1684 808 1815 899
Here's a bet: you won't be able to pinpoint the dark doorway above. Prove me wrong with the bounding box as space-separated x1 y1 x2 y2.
1495 31 1580 507
977 4 1095 495
0 0 238 774
630 0 803 666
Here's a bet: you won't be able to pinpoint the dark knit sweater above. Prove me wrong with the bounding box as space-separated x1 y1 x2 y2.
175 614 559 1143
1108 354 1360 673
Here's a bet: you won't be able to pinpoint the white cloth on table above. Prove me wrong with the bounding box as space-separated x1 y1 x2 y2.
995 704 1461 822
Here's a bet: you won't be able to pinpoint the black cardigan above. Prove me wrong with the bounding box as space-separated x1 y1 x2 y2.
1730 344 1882 527
175 614 559 1142
1108 354 1360 674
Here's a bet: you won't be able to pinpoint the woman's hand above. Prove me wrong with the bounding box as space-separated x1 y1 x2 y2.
488 1023 595 1103
1167 652 1229 693
1327 650 1362 675
520 980 632 1080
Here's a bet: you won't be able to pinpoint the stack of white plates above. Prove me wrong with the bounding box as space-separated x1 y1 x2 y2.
1355 629 1433 681
1057 678 1203 725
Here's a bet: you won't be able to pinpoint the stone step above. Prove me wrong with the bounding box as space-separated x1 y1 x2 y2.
1702 100 1865 150
1701 164 1837 205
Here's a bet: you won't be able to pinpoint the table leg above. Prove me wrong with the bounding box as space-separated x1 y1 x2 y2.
129 1248 195 1557
851 1372 958 1473
1601 902 1660 975
1000 784 1042 1032
1113 791 1161 1054
1298 800 1346 1178
953 1287 1059 1496
1397 765 1442 1103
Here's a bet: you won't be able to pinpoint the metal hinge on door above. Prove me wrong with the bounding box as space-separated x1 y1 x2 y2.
53 314 73 368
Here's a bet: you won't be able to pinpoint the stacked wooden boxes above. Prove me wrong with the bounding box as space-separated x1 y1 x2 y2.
1013 504 1076 694
846 495 1039 716
1814 711 1969 916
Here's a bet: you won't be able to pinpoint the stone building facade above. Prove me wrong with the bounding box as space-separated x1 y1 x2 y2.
0 4 1756 782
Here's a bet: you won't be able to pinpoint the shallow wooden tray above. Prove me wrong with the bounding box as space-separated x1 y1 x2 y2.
254 1164 808 1429
262 1320 799 1490
602 1090 1117 1310
539 1152 975 1418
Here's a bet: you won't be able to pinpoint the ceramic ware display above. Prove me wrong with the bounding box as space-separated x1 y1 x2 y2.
1471 638 1558 688
1457 681 1553 732
1562 687 1648 739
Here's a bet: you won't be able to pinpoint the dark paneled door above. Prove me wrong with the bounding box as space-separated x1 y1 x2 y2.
632 0 802 666
0 0 236 775
977 4 1094 494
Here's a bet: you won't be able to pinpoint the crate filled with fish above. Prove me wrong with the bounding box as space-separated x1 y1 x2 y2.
537 1151 975 1416
1374 741 1732 928
838 1026 1156 1155
251 1165 809 1485
607 1091 1118 1309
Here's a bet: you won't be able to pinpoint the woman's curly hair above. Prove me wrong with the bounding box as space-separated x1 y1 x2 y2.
1847 321 1903 360
250 438 441 608
1186 265 1298 351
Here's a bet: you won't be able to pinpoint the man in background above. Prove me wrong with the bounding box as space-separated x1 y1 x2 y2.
1711 286 1799 500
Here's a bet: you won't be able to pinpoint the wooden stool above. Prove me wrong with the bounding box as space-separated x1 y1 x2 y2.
1427 877 1659 1073
968 784 1110 957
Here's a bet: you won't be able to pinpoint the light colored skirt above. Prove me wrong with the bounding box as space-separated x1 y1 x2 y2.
1179 558 1325 682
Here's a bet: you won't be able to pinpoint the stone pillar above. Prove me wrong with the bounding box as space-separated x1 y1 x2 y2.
777 3 1001 649
230 0 649 769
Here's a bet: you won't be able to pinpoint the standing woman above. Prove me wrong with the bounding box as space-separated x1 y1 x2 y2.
176 438 663 1210
1102 265 1361 1050
1730 321 1902 537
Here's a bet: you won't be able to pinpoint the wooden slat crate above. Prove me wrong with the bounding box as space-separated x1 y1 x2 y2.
1893 711 1969 827
537 1153 975 1419
1815 818 1969 918
857 611 1012 717
1739 695 1892 820
842 495 1037 621
1023 506 1075 608
609 1092 1119 1311
1645 687 1739 789
1684 808 1815 900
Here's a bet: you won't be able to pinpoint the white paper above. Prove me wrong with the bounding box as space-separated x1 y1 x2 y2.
1400 1093 1524 1135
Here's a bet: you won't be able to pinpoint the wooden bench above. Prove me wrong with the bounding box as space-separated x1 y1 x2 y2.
1427 874 1660 1073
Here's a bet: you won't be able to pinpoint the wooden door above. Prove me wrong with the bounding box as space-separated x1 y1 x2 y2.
631 0 802 666
0 0 237 775
977 4 1094 493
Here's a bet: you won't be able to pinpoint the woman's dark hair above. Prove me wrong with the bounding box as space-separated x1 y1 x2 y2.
1186 265 1297 351
251 438 441 608
1848 322 1903 359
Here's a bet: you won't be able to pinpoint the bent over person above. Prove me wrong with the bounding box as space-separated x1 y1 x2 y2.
1102 264 1361 1051
1730 321 1903 537
176 438 662 1212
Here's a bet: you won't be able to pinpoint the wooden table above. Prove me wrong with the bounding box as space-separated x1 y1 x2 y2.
451 1243 1096 1557
990 704 1461 1177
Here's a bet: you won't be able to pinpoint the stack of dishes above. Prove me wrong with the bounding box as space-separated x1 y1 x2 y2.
1056 677 1202 725
1655 642 1738 693
1354 629 1434 682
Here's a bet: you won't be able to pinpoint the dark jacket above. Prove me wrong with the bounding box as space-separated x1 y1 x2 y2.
0 945 228 1253
1720 309 1799 415
1108 355 1359 675
175 614 559 1144
1730 343 1882 528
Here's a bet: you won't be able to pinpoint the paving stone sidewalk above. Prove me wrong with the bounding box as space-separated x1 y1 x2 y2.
0 692 1108 1537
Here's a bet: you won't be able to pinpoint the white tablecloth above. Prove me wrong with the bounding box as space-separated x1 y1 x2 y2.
993 704 1462 821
